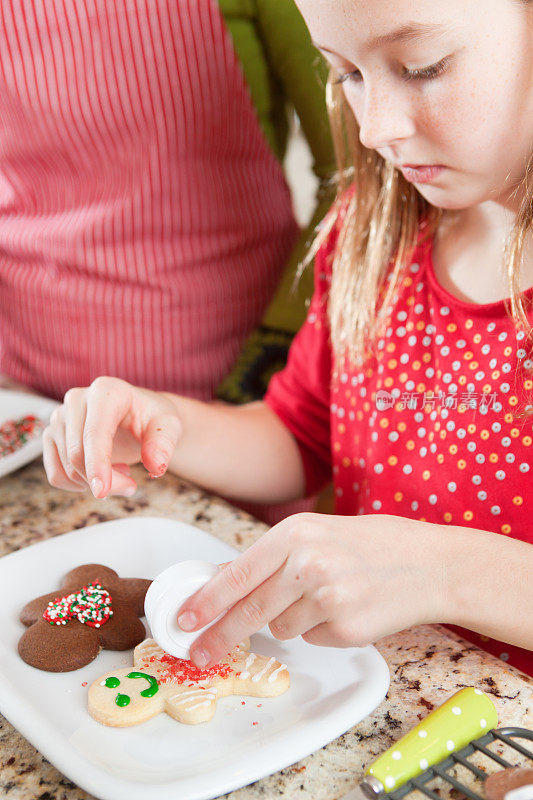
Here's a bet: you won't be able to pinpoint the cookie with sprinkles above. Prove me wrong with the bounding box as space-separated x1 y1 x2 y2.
18 564 151 672
88 637 289 727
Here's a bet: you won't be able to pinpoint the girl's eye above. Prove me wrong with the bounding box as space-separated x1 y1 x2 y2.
402 55 451 81
333 56 451 85
333 69 362 86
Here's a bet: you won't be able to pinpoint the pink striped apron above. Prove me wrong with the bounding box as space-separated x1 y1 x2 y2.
0 0 299 401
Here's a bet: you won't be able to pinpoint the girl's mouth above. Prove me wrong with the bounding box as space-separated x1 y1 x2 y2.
400 165 445 184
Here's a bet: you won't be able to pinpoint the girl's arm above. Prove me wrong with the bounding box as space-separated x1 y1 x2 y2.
43 377 306 504
176 513 533 668
162 394 306 504
446 523 533 650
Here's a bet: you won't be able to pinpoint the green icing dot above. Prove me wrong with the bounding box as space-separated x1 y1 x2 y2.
104 676 120 689
115 693 131 707
126 671 159 698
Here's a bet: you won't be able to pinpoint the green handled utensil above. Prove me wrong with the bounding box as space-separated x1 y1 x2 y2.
360 687 499 797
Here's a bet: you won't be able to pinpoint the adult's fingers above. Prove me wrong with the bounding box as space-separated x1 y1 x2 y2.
82 377 134 498
42 428 87 492
188 566 301 667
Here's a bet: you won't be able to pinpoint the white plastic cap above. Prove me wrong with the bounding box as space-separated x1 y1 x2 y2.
144 560 221 659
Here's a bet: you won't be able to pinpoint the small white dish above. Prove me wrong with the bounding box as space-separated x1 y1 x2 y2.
0 389 59 479
144 560 221 659
0 516 390 800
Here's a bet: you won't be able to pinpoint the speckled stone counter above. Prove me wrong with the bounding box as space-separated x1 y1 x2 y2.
1 461 531 800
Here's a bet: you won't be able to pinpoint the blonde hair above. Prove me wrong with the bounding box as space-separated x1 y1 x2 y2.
311 57 533 369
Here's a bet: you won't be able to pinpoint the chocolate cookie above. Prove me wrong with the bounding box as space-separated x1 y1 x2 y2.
19 564 151 672
484 768 533 800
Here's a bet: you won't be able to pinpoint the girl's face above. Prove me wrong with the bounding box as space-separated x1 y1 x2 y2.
296 0 533 211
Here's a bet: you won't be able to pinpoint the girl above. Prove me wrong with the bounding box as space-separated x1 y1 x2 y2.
43 0 533 676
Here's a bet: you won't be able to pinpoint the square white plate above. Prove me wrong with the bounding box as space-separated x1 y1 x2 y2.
0 517 390 800
0 389 59 478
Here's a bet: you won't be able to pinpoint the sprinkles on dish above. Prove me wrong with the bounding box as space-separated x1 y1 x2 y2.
0 415 43 458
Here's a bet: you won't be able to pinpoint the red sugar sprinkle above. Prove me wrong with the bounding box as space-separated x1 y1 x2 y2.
81 682 87 687
149 653 232 685
0 415 43 458
252 722 258 726
257 704 262 708
241 701 246 706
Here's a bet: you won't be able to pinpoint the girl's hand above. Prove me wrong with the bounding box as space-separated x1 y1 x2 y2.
42 376 182 498
178 512 450 667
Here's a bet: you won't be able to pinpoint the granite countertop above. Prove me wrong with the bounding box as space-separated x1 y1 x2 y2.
0 460 531 800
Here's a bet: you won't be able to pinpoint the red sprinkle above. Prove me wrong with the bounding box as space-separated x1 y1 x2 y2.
252 722 258 726
81 682 88 687
0 415 43 458
143 652 232 685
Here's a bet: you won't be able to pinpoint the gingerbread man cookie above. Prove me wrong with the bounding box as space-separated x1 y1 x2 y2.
88 638 289 726
19 564 151 672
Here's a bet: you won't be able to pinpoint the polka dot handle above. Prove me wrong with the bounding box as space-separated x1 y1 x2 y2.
361 688 498 795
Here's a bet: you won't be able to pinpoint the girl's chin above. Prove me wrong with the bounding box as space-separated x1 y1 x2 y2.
414 184 482 212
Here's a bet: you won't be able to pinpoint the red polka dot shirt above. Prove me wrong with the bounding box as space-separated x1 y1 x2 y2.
265 219 533 677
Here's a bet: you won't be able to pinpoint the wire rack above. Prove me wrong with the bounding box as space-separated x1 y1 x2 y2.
385 727 533 800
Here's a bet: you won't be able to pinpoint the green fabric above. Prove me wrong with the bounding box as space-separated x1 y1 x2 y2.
216 0 336 403
218 0 288 160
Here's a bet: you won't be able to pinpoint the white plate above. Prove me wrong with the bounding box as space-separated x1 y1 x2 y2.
0 389 59 478
0 517 390 800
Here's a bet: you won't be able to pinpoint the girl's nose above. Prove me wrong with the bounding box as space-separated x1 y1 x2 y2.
357 85 415 151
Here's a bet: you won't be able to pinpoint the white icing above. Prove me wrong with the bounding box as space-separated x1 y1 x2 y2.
170 689 217 705
268 663 287 683
252 657 276 683
188 700 213 711
238 653 256 680
504 785 533 800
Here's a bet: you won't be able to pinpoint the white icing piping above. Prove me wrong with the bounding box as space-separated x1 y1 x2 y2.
252 657 276 682
268 663 287 683
188 700 213 711
170 689 217 705
238 653 256 680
